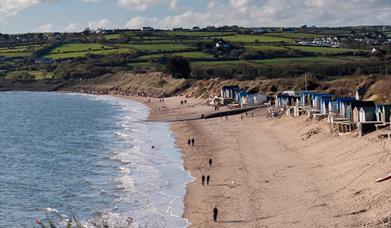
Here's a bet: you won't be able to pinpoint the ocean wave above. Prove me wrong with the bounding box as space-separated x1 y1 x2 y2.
116 175 135 192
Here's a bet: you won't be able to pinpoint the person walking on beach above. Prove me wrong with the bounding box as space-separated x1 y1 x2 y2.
206 175 210 185
202 175 205 185
188 139 191 146
191 138 195 146
213 207 218 222
209 158 212 167
241 115 243 120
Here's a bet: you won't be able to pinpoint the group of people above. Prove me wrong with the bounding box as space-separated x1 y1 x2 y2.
241 112 255 120
158 98 165 102
186 137 219 222
187 138 195 146
180 100 188 105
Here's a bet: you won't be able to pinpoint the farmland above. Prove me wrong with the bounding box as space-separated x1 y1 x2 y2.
0 26 386 82
265 32 325 39
287 46 365 54
138 51 214 60
223 35 293 43
118 44 194 52
245 45 288 52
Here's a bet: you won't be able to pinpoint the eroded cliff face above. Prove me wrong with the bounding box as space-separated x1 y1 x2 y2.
1 72 390 103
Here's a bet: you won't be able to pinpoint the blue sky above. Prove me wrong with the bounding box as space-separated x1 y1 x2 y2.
0 0 390 34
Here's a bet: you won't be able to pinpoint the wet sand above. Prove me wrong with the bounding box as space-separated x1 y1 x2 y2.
122 95 391 228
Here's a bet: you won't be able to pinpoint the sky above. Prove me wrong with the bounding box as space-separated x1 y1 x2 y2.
0 0 390 34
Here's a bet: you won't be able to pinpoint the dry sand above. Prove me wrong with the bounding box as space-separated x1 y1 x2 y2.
123 95 391 228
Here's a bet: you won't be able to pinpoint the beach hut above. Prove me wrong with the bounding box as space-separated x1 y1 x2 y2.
328 101 338 114
336 97 356 117
236 90 248 102
345 100 376 121
221 86 240 99
297 91 317 107
241 93 267 108
253 93 267 105
276 94 296 107
359 107 376 122
376 105 391 123
312 94 333 111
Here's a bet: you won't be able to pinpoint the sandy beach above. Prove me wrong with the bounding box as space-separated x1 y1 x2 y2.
123 95 390 227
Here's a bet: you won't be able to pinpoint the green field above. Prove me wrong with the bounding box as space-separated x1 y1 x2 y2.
138 51 213 60
0 45 43 57
168 31 235 37
251 56 349 65
287 46 363 54
191 60 249 66
265 32 325 39
45 48 132 59
104 34 121 40
51 43 113 53
118 44 194 52
0 52 33 57
5 70 46 80
385 32 391 37
223 35 292 43
245 45 288 52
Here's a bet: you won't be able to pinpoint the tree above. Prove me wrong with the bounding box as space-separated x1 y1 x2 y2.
165 57 191 79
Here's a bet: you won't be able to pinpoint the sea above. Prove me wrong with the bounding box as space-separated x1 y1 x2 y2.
0 91 193 227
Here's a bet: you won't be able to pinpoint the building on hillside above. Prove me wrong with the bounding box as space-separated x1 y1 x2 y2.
142 27 154 31
34 58 54 64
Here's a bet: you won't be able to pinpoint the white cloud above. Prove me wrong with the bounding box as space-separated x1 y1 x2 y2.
169 0 177 10
87 18 112 30
37 23 53 32
125 16 158 28
64 22 82 32
0 0 56 17
125 0 391 28
117 0 161 11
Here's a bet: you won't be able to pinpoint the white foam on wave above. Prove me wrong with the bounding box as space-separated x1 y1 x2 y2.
116 175 136 192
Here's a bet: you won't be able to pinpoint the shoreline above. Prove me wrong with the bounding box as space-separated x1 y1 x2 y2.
3 91 390 227
120 95 390 227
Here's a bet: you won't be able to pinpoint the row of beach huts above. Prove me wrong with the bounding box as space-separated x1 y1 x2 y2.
210 86 268 108
211 85 391 139
273 89 391 138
